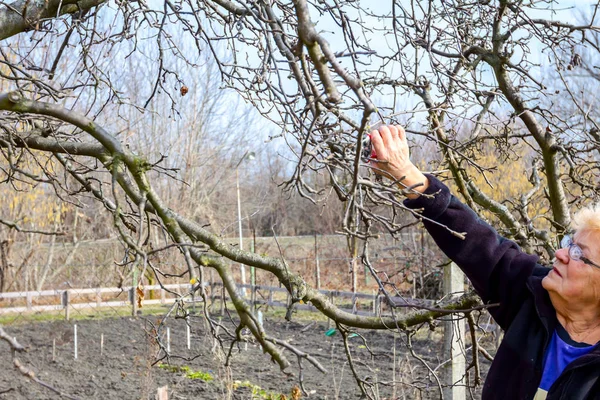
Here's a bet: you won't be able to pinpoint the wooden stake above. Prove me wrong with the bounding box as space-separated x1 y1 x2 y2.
186 325 190 350
74 324 78 360
156 385 169 400
257 310 264 351
166 327 170 353
211 324 220 353
392 337 397 399
100 333 104 356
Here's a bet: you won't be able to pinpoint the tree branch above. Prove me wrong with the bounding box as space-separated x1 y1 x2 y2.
0 0 106 40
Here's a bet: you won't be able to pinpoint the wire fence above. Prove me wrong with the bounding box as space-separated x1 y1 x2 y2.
0 280 436 321
0 257 443 325
0 233 446 324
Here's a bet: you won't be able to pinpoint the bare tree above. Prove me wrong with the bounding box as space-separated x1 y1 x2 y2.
1 0 600 396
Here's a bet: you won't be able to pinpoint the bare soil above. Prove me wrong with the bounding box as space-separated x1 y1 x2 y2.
0 312 491 399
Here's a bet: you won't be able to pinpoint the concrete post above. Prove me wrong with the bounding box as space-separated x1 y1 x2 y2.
443 262 466 400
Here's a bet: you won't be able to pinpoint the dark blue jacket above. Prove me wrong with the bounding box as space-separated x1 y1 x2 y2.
404 175 600 399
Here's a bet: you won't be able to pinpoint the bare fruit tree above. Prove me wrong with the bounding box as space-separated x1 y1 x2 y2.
1 0 600 397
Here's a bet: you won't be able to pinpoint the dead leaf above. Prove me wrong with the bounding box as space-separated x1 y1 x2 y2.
136 285 144 309
291 385 301 400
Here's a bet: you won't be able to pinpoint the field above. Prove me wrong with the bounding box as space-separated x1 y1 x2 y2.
0 232 485 399
0 308 493 400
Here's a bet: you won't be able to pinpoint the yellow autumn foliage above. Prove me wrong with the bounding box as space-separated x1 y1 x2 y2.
0 152 71 230
456 140 552 234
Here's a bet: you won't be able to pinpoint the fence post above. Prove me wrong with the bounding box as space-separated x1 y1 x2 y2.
208 281 214 312
372 290 377 315
26 292 32 311
62 290 70 321
327 291 334 330
220 286 225 316
129 287 138 316
443 262 466 400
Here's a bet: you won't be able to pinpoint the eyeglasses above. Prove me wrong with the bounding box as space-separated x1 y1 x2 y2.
560 235 600 269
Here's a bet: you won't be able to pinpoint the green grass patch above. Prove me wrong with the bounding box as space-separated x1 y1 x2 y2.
0 299 336 328
233 380 283 399
0 293 355 328
158 363 213 381
0 304 171 325
157 365 283 398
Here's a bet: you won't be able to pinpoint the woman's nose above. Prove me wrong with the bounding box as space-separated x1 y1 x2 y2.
555 247 570 263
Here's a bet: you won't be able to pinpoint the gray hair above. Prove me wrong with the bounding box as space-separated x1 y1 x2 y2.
572 203 600 232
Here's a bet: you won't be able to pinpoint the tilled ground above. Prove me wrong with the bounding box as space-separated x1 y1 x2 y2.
0 311 492 399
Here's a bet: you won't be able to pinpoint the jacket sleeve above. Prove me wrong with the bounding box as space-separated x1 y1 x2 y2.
403 174 540 330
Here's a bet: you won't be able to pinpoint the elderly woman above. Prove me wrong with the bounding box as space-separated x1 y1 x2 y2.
370 125 600 399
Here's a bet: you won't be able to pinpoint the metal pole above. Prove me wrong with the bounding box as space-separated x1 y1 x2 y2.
314 234 321 290
251 229 256 287
236 167 247 296
132 268 138 316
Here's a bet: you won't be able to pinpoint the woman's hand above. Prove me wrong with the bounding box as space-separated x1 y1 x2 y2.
369 125 429 198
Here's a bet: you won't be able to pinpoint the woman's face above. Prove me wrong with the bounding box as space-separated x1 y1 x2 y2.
543 230 600 308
